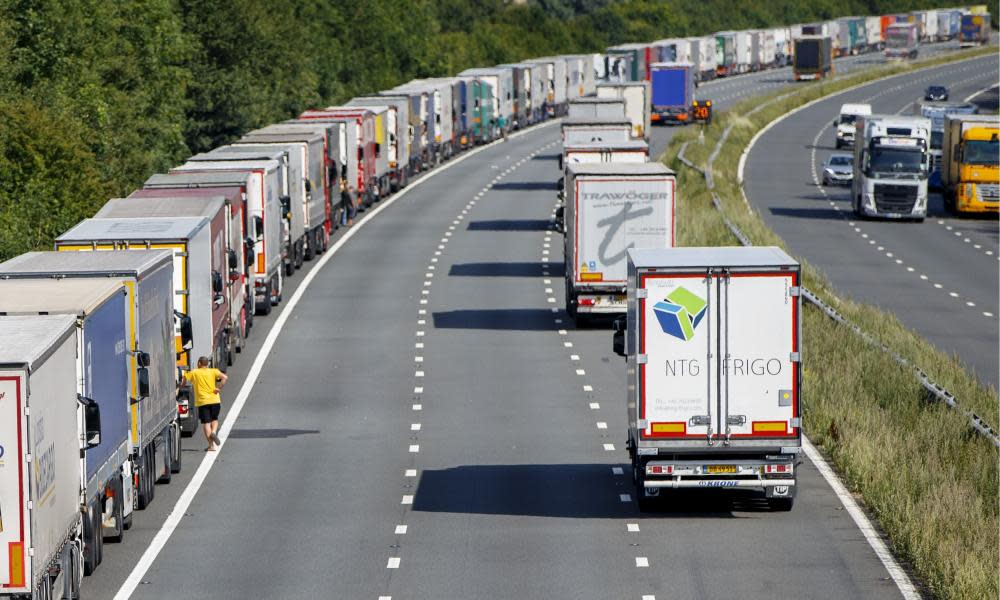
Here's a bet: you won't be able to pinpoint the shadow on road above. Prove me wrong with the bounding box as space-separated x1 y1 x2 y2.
467 219 554 231
432 309 563 330
491 181 557 191
449 262 564 277
227 428 321 439
532 153 560 161
413 464 765 518
769 206 846 220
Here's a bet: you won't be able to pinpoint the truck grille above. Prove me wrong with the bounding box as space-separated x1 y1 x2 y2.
979 183 1000 203
873 183 918 213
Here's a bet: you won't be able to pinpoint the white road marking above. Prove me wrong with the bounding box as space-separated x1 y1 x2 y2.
575 369 586 375
570 354 580 361
387 557 401 569
596 422 607 429
395 525 408 535
635 557 649 568
985 312 994 317
401 495 413 505
421 290 429 295
415 371 424 377
604 443 616 451
627 523 640 533
802 437 920 599
409 445 420 453
558 329 567 335
416 331 425 336
405 469 417 477
589 402 600 409
564 342 573 347
412 404 422 411
543 279 552 284
547 297 556 303
643 595 656 600
612 467 624 475
415 342 424 348
583 384 592 392
411 423 422 431
413 386 423 394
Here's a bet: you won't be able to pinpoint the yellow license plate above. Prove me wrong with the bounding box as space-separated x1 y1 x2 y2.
706 465 736 474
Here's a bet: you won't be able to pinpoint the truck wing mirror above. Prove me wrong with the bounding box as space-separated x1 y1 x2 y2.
254 216 264 238
280 195 292 220
136 367 150 401
228 248 238 270
212 271 224 294
175 311 194 351
304 178 312 193
80 396 102 449
136 351 151 368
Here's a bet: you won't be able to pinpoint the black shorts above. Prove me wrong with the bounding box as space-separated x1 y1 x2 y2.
198 404 221 424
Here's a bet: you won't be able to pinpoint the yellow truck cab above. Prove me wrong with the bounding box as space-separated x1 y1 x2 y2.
941 114 999 213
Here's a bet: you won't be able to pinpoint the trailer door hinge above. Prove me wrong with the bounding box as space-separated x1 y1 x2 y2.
637 354 648 364
789 352 800 362
789 286 801 297
636 289 648 299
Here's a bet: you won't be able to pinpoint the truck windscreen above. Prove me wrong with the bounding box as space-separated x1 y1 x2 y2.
930 130 943 149
964 140 999 166
869 146 924 175
887 32 909 47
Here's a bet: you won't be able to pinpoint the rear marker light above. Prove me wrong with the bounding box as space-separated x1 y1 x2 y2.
579 298 595 306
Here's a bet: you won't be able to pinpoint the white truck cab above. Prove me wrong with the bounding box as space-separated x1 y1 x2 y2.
852 115 932 221
834 103 872 149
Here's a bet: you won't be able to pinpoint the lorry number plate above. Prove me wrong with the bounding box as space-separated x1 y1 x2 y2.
706 465 736 474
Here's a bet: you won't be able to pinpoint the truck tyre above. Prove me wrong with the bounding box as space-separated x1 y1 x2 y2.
158 431 172 484
296 241 305 269
123 508 133 531
137 450 153 509
305 235 316 261
769 497 794 511
171 424 183 474
105 477 125 543
82 500 100 575
66 544 82 599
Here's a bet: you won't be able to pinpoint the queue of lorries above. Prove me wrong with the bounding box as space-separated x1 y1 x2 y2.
1 5 995 598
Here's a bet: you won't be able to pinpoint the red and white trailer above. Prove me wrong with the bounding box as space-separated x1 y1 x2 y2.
615 247 802 511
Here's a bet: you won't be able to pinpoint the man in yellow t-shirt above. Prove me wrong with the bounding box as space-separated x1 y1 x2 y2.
183 356 228 451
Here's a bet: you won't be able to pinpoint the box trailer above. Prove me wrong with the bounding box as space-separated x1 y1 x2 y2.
142 170 261 322
596 81 651 140
885 22 919 58
960 13 991 47
0 315 88 599
299 109 379 205
562 117 633 146
562 140 649 170
649 63 695 124
563 163 676 321
56 216 233 378
0 279 133 577
458 67 515 136
568 97 627 121
279 119 350 214
169 159 285 309
614 246 802 512
686 37 718 82
236 128 331 255
101 193 247 355
348 96 413 186
561 55 587 101
793 36 833 80
528 56 568 117
0 250 182 513
941 114 999 213
606 43 652 81
714 32 737 77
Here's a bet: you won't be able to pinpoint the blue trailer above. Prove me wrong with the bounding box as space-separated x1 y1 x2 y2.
960 13 991 47
650 62 710 125
0 278 131 577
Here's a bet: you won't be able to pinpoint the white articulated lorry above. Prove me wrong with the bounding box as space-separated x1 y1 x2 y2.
564 163 676 322
0 315 94 600
852 114 932 220
613 247 802 512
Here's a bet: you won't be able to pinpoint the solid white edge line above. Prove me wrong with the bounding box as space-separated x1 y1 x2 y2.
113 118 563 600
963 82 998 102
801 438 921 600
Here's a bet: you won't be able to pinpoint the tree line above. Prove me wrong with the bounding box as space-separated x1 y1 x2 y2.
0 0 974 259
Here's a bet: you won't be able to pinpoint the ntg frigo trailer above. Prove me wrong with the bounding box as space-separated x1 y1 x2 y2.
614 247 802 512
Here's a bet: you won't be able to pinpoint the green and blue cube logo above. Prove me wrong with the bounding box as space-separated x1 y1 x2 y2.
653 287 707 341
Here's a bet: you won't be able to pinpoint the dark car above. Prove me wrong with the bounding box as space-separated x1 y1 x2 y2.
924 85 949 101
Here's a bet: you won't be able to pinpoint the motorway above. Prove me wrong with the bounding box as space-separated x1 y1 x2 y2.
83 44 983 600
744 52 999 388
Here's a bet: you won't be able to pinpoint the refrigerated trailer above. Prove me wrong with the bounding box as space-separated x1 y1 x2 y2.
562 117 633 146
568 97 627 121
614 247 802 512
561 140 649 170
0 315 88 599
596 81 651 140
793 36 833 80
528 56 568 116
0 279 132 579
0 250 183 513
563 163 676 321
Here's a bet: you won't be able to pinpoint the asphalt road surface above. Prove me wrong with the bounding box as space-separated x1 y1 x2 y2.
83 44 982 600
744 51 999 388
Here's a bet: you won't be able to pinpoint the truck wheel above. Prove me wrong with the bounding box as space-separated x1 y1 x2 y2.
137 450 153 509
171 425 183 474
296 241 305 269
105 477 125 543
769 497 794 511
123 508 133 531
305 236 316 261
158 431 172 484
82 500 100 575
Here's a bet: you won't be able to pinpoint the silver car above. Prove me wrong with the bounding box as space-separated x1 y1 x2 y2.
822 153 853 186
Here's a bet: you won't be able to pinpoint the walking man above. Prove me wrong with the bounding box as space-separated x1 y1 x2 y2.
341 183 357 227
183 356 228 451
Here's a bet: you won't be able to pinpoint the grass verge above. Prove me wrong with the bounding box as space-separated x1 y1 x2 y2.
662 47 999 600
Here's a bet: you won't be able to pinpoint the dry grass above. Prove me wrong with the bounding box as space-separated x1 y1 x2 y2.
661 47 999 600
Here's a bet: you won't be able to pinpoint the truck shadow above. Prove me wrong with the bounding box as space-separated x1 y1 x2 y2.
768 206 847 221
432 309 562 330
449 262 565 277
226 428 321 439
532 153 560 161
467 219 555 231
491 181 558 191
412 464 755 519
